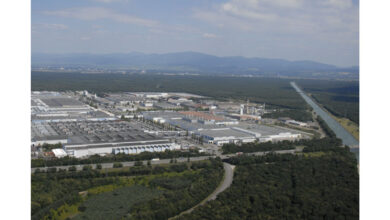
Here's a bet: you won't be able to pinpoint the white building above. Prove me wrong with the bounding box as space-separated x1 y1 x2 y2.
64 140 180 158
196 128 257 146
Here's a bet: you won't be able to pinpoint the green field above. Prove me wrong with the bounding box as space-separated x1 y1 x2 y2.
74 186 161 220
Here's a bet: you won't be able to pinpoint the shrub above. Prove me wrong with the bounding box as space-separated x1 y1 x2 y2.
113 162 123 168
134 161 143 166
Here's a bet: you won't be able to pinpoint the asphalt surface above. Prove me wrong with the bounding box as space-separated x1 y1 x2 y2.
208 162 235 201
171 162 235 219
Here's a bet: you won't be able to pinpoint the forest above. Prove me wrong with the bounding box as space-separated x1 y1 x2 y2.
31 158 223 220
180 144 359 220
31 149 208 168
222 140 295 154
296 79 359 124
31 71 308 110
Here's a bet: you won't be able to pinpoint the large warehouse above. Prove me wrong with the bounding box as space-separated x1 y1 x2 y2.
31 119 181 158
64 139 180 158
195 125 303 146
195 128 257 146
31 91 115 122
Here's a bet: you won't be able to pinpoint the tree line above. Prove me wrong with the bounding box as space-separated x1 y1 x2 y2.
222 140 295 154
31 149 208 168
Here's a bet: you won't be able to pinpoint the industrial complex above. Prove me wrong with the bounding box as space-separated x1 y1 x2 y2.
31 91 313 159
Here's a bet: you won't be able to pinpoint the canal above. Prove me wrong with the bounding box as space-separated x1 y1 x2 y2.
290 82 359 158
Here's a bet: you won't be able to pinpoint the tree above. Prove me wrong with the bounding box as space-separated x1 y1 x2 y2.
134 161 143 166
83 165 92 171
147 160 151 166
47 167 57 173
78 205 87 212
96 164 102 170
113 162 123 168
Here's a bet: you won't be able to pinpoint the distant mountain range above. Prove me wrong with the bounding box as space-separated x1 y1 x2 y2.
32 52 358 79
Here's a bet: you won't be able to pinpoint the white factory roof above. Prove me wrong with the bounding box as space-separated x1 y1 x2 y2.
52 148 68 158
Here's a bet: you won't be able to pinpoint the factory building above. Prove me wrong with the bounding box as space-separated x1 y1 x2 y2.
195 128 257 146
195 125 303 146
258 132 302 142
64 140 180 158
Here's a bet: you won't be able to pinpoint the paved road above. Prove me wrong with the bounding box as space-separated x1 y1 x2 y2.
171 162 235 219
209 163 235 200
31 148 302 173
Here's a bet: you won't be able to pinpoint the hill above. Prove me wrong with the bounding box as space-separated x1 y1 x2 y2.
32 52 358 79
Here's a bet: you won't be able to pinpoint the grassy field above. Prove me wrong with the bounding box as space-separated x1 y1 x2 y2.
304 91 359 141
74 185 162 220
333 116 359 141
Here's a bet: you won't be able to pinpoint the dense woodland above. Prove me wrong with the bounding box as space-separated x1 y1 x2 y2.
31 149 208 168
222 140 295 154
181 143 359 220
32 72 308 110
31 159 223 220
296 79 359 124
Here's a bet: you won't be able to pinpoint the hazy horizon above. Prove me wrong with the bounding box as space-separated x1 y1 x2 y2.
32 0 359 67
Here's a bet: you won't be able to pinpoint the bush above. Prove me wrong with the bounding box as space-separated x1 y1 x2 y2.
134 161 143 166
113 162 123 168
34 169 41 174
68 166 76 172
83 165 92 171
78 205 87 212
96 164 102 170
47 167 57 173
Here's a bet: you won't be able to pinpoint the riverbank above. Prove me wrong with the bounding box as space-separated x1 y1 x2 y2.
290 81 358 147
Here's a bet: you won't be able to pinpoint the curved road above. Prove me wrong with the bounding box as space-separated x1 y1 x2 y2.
171 162 235 219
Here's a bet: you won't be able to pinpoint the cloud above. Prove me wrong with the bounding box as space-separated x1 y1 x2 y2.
43 7 158 27
202 33 217 38
33 23 68 30
90 0 129 3
322 0 353 9
194 0 358 36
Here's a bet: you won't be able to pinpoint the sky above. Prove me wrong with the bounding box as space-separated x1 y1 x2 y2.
32 0 359 67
